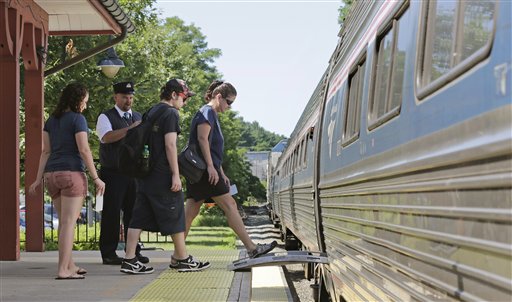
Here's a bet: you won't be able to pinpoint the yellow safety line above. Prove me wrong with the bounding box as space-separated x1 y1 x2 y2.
131 249 239 302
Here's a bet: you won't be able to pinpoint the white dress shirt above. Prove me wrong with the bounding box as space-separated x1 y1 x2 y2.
96 105 133 143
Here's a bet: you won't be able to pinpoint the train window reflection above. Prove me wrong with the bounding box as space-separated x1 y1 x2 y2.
343 57 366 146
369 6 411 130
418 0 495 96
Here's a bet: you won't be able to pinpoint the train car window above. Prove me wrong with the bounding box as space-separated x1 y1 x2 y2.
290 152 293 174
296 147 300 171
417 1 495 98
302 133 309 168
289 155 292 175
293 149 299 172
298 139 304 170
342 56 366 147
369 4 411 130
293 149 297 172
296 148 299 171
289 154 291 174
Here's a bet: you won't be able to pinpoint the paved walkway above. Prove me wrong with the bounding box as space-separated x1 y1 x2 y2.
1 250 167 302
0 208 292 302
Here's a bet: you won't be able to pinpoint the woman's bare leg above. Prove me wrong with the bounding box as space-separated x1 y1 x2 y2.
56 196 83 278
54 198 82 274
212 194 256 251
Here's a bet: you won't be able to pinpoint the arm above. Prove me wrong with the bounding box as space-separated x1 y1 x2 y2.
76 131 105 195
197 123 219 185
101 122 140 143
164 132 182 192
96 113 140 144
28 132 51 195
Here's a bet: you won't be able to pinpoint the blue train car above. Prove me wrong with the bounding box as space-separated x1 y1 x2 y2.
269 0 511 301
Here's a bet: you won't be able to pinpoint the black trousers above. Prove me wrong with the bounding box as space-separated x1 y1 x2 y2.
99 168 140 258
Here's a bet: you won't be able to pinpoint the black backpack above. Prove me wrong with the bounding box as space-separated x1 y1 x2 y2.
117 105 169 178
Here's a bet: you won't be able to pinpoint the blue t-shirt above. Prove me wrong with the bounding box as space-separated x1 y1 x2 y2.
189 105 224 168
43 111 89 172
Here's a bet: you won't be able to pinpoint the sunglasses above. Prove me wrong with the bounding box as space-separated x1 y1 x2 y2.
178 92 188 101
224 96 234 106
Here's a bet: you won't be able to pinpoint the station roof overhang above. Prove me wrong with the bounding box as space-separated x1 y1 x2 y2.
28 0 136 76
34 0 135 36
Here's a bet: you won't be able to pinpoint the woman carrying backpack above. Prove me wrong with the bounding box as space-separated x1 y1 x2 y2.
183 80 277 259
29 82 105 280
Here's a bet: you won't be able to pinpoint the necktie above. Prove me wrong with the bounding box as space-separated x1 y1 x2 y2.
123 112 132 125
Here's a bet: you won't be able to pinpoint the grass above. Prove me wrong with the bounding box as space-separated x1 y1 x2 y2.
20 213 236 251
141 226 237 251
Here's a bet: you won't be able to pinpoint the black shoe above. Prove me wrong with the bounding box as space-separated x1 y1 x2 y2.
102 256 123 265
248 240 278 258
136 253 150 264
169 255 211 272
120 258 154 275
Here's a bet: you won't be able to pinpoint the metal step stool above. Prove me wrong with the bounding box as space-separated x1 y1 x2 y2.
227 251 329 271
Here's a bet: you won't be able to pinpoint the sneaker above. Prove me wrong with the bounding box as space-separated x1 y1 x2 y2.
136 253 150 264
169 255 211 272
248 240 278 258
120 258 154 274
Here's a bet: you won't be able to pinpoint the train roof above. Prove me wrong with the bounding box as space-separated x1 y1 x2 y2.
271 140 288 152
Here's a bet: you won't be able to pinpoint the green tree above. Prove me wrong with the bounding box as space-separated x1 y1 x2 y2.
239 119 286 151
43 13 222 157
218 111 266 203
37 2 267 202
338 0 354 26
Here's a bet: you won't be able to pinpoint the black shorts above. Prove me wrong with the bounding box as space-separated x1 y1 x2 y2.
186 167 229 202
129 190 185 236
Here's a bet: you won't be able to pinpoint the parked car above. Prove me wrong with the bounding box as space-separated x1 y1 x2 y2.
78 206 101 224
19 205 55 230
43 204 59 230
19 210 26 231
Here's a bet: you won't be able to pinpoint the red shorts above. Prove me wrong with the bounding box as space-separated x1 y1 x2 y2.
44 171 87 199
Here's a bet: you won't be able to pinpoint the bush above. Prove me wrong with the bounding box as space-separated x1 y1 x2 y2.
192 214 228 227
194 203 228 227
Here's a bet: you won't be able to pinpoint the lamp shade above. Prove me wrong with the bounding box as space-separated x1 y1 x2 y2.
97 47 125 78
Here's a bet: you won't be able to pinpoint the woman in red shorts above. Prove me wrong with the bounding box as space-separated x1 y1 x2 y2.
29 82 105 280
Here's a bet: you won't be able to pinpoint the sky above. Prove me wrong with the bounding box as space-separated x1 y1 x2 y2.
155 0 342 137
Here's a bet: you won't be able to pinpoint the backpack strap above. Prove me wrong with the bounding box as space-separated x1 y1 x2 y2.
143 103 171 125
139 104 173 166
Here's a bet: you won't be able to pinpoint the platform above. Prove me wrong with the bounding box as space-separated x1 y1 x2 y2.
1 207 294 301
0 248 292 301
